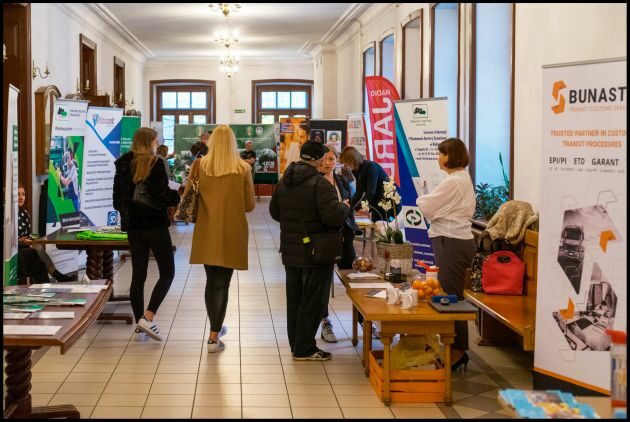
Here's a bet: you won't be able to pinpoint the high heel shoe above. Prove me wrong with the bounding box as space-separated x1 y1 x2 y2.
451 352 469 373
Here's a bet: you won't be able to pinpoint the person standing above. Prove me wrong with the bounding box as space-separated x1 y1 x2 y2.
416 138 476 371
113 127 180 341
240 140 257 181
189 125 256 353
317 145 360 343
58 149 80 211
270 141 350 361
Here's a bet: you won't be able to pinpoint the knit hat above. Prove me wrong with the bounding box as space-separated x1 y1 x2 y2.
300 141 326 161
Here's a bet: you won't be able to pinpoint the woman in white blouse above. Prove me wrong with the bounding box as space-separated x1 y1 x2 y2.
416 138 476 372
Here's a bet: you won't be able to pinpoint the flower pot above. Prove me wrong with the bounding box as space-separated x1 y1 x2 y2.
375 242 414 276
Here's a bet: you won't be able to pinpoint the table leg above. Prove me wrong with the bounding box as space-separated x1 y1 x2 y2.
102 250 114 280
88 248 133 325
352 305 358 347
3 347 80 419
442 334 455 406
86 248 103 280
363 321 373 374
382 336 392 406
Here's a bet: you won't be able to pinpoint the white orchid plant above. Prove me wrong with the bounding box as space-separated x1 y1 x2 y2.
360 180 404 244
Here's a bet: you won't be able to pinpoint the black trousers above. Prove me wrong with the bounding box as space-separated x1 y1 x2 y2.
286 265 333 357
322 228 355 319
18 247 49 284
431 236 476 351
127 227 175 323
204 265 234 333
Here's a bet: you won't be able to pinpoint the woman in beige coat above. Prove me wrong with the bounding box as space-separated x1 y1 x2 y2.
190 125 256 352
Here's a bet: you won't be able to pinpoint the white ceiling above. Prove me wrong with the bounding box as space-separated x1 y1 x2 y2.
101 3 354 60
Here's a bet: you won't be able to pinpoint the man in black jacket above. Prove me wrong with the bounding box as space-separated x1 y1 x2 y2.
270 141 350 361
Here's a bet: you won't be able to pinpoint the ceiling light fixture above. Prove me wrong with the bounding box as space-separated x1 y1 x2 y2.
214 29 238 48
209 3 241 18
219 48 240 78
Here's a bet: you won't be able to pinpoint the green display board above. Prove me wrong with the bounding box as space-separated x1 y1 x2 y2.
120 116 141 155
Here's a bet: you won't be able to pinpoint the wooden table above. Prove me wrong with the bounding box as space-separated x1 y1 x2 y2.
33 229 133 324
336 269 476 406
3 280 112 419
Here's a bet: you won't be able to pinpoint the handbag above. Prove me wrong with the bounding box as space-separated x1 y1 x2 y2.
481 250 525 295
132 182 160 210
290 187 343 265
174 160 201 223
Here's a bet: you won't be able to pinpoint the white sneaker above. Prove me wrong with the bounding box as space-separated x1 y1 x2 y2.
321 321 338 343
207 339 225 353
134 328 148 342
136 317 162 341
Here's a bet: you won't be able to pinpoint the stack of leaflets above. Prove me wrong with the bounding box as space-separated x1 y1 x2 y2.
499 389 599 419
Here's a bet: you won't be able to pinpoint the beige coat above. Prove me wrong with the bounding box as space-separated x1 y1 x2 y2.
190 163 255 270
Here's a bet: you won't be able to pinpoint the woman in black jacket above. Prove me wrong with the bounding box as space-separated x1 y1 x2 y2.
113 127 180 341
339 146 401 223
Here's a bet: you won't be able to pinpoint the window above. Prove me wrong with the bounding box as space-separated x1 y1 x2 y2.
379 34 395 83
402 12 423 99
113 56 125 107
80 34 97 96
150 80 216 150
362 44 376 114
431 3 460 137
252 80 313 124
470 3 514 194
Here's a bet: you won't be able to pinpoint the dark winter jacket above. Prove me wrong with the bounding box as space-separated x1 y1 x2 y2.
270 161 350 267
113 152 180 232
332 173 360 235
351 160 401 223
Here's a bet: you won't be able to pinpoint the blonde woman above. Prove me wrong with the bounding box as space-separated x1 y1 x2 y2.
190 125 256 352
113 127 180 341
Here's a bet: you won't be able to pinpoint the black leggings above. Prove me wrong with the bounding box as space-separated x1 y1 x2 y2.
128 227 175 323
204 265 234 333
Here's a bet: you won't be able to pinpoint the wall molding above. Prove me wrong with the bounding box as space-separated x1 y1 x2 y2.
320 3 371 45
89 4 154 59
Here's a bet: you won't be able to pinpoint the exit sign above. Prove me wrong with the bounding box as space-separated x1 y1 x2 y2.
234 109 246 113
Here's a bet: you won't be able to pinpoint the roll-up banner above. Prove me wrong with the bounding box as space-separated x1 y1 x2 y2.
120 116 141 155
309 119 348 154
365 76 400 185
279 117 309 175
347 113 369 159
83 107 124 227
4 85 19 286
394 98 449 266
46 98 89 274
535 58 626 394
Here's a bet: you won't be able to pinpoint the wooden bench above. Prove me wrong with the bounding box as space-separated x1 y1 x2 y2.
464 229 538 351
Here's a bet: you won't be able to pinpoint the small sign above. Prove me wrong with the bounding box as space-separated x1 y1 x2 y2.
234 109 246 113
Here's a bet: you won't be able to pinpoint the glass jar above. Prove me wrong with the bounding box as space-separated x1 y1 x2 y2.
607 330 627 418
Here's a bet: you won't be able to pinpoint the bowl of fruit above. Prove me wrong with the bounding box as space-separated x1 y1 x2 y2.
411 274 442 302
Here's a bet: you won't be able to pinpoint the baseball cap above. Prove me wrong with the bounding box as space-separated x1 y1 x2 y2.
300 141 326 161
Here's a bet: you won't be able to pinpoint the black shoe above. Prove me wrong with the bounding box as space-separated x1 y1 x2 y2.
52 270 78 282
451 352 469 373
293 349 332 361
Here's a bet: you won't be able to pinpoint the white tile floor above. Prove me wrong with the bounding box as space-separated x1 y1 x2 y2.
13 199 533 419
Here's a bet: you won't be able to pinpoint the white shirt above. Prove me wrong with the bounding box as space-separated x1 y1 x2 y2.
416 169 475 239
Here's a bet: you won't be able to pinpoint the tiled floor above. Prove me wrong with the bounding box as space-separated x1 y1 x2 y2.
16 199 533 419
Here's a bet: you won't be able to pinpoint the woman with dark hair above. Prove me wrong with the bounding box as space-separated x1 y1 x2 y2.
416 137 476 372
113 127 181 341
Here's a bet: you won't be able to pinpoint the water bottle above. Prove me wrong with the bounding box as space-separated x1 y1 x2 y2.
607 330 627 419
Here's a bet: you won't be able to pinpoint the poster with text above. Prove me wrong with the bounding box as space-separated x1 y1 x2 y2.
347 113 369 159
82 107 123 227
173 124 213 183
231 124 278 179
279 117 309 175
3 85 19 285
120 116 141 155
309 119 347 154
394 98 449 266
46 99 89 274
535 58 626 394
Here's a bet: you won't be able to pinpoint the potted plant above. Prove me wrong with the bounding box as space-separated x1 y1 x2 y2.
474 152 510 220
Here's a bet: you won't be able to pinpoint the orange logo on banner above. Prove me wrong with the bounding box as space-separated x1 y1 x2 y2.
599 230 616 253
559 298 575 320
551 80 567 114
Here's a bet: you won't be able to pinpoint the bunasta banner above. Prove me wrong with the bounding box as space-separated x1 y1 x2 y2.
535 58 626 394
46 98 89 274
83 107 124 227
4 85 19 286
394 98 449 266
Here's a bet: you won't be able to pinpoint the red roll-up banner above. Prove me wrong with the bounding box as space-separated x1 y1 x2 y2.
365 76 400 185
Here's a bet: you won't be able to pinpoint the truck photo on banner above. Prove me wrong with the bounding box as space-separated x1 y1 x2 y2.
83 107 124 227
535 58 626 394
46 98 89 274
394 98 449 266
4 85 19 286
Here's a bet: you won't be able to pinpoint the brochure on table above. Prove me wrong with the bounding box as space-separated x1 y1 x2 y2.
534 58 626 394
3 85 19 286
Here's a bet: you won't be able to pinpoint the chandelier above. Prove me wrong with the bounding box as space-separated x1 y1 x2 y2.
214 29 238 48
209 3 241 18
220 49 240 78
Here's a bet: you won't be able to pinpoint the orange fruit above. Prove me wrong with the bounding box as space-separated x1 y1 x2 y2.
412 280 423 290
417 289 425 299
433 288 441 296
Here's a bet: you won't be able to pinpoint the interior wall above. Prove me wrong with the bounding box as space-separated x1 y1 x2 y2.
30 3 146 229
143 60 314 125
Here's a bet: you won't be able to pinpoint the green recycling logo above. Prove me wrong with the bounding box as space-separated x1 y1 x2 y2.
405 208 423 227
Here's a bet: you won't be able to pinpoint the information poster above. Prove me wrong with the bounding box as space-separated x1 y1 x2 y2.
172 124 213 183
82 107 124 226
347 113 369 159
149 120 164 145
3 85 19 286
46 99 89 274
120 116 141 155
394 98 449 266
278 117 309 175
309 119 347 154
365 76 400 185
535 58 626 394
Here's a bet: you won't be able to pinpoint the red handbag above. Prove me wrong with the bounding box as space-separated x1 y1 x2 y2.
481 250 525 295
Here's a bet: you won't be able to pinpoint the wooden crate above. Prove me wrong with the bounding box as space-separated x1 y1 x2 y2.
368 350 446 403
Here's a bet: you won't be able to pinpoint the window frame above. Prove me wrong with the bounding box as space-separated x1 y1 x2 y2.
430 3 461 137
149 79 216 123
469 3 515 198
378 33 395 82
401 10 424 99
362 42 377 114
251 79 313 124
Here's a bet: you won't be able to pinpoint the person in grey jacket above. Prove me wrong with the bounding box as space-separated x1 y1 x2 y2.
270 141 350 361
